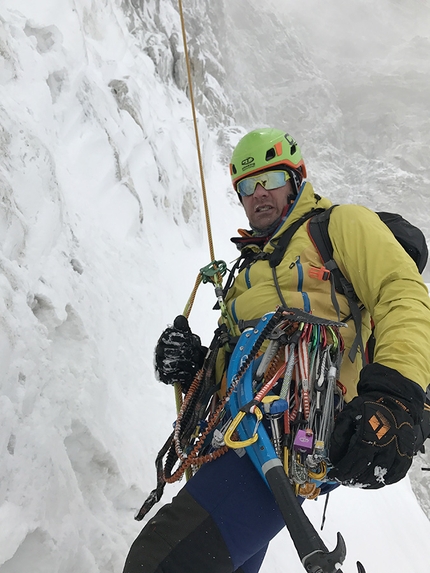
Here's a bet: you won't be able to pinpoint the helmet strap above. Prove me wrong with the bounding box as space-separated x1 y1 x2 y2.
288 169 303 197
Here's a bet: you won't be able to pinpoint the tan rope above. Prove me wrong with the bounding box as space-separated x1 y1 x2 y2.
174 0 216 420
172 4 228 481
165 370 232 483
182 273 203 319
174 272 202 429
177 0 216 263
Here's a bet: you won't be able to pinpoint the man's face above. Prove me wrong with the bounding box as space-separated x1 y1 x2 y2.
240 172 294 230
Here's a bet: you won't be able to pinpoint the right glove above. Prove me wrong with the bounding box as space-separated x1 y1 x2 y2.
328 363 424 488
154 315 206 392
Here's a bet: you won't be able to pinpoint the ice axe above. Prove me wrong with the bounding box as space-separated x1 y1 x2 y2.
226 312 366 573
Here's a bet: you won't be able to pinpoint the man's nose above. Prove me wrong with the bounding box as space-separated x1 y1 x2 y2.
253 183 269 197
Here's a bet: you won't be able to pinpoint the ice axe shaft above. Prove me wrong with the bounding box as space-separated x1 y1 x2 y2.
263 460 346 572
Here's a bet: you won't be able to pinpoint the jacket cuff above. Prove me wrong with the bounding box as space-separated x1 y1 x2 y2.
358 362 425 424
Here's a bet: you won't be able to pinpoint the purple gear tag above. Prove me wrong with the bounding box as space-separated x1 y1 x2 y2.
293 429 314 454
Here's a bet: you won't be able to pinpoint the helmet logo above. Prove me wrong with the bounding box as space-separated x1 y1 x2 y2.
242 157 254 166
241 156 255 172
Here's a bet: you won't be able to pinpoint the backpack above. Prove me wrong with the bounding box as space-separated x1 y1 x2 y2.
307 206 428 364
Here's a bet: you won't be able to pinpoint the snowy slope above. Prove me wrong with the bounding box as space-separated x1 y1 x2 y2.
0 1 429 572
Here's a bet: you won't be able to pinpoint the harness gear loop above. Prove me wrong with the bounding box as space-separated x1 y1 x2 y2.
163 312 284 484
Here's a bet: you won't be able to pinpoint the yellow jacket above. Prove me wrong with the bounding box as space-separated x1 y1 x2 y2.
222 182 430 400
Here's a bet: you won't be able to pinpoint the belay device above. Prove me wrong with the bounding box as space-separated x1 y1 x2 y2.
224 307 366 573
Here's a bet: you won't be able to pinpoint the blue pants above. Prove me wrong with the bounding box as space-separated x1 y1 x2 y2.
185 449 286 572
123 449 337 573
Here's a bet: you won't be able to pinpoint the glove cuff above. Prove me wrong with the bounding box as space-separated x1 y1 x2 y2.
358 363 425 424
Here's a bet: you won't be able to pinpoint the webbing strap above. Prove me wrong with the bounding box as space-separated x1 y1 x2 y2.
347 297 365 364
269 209 325 268
308 208 367 366
267 209 325 309
223 207 367 366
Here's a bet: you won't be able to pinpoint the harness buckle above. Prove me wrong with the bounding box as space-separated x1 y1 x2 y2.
309 266 331 281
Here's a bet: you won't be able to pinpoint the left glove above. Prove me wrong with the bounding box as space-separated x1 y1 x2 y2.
328 363 424 489
154 315 206 392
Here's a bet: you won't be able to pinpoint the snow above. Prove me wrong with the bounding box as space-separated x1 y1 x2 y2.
0 1 429 572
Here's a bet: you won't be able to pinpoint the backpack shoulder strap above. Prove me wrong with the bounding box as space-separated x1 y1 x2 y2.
307 206 353 294
307 205 366 366
306 205 337 266
269 208 325 268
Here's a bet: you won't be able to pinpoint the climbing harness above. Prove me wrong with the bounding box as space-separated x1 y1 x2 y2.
224 307 346 499
138 305 344 496
137 306 364 570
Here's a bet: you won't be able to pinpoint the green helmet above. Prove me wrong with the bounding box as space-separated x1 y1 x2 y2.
230 128 307 192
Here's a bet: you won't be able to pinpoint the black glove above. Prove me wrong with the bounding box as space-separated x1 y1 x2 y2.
328 363 424 489
154 315 206 392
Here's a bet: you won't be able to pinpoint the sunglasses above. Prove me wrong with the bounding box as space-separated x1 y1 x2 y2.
236 170 291 197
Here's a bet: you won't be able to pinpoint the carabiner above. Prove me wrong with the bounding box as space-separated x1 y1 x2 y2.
224 405 263 448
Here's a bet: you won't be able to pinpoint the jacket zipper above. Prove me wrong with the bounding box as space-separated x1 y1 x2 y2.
296 256 311 312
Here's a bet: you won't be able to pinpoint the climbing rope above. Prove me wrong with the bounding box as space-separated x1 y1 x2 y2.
177 0 215 264
173 0 236 417
164 310 285 482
